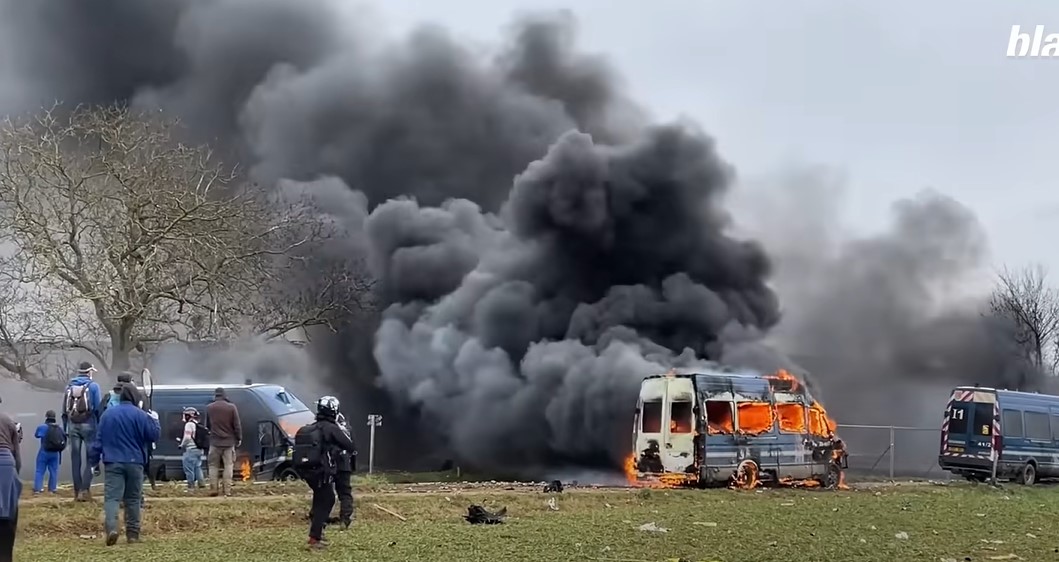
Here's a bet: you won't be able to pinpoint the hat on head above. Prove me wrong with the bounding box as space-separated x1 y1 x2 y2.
77 361 96 375
116 372 133 383
45 410 56 420
214 387 226 398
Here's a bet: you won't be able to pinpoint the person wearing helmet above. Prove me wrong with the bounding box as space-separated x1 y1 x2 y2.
291 395 356 550
333 412 357 529
178 407 207 492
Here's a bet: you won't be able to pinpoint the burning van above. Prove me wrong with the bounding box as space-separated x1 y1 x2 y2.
627 368 848 489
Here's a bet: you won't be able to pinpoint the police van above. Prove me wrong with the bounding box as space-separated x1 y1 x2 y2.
938 385 1059 485
149 383 316 482
630 368 847 488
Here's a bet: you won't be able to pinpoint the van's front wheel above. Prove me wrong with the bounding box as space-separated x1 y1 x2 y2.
1018 462 1036 486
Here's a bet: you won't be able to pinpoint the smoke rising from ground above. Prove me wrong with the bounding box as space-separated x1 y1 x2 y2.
0 0 1030 475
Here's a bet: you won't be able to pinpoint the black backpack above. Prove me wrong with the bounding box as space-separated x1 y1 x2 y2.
292 423 330 476
42 424 66 452
192 422 210 451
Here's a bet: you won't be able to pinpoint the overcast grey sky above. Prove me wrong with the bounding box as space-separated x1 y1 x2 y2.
364 0 1059 282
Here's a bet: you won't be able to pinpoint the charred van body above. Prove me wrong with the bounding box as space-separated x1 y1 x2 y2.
629 369 848 489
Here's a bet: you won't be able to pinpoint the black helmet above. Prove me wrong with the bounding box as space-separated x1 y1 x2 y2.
316 395 340 418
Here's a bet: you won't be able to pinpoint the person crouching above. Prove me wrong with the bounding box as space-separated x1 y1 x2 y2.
88 385 160 546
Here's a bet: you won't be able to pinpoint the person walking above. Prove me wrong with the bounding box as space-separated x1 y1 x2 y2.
0 408 21 562
62 361 102 502
292 396 356 550
333 412 357 529
32 411 65 495
178 407 207 492
205 387 241 497
88 384 160 546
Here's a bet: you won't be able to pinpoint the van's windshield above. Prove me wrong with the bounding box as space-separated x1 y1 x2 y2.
277 410 316 437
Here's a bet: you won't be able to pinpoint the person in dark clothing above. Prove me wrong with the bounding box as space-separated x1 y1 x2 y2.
32 410 64 495
0 410 22 561
88 385 160 546
295 396 355 550
205 388 241 497
333 412 356 529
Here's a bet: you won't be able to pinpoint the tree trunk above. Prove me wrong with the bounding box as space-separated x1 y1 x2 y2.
110 333 131 374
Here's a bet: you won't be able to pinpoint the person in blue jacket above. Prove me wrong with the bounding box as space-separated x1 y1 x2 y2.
61 362 103 502
88 385 159 546
32 410 64 495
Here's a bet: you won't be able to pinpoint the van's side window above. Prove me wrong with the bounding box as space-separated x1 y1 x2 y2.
1025 412 1050 440
165 412 185 441
1051 415 1059 440
1002 409 1024 438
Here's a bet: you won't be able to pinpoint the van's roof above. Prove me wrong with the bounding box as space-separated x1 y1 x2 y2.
953 386 1058 400
151 383 282 391
644 368 763 380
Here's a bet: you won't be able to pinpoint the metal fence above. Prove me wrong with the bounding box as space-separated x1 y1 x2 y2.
836 424 949 480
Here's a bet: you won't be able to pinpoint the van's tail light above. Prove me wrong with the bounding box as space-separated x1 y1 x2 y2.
994 435 1003 452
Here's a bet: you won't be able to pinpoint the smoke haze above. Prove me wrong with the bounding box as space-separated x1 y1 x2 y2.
0 0 1035 475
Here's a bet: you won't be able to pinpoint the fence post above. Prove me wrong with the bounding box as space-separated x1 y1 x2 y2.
889 425 895 480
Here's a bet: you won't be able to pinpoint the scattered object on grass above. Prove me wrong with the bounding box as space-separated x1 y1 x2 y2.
987 555 1021 560
546 497 558 511
692 521 717 527
372 504 407 521
894 532 909 540
465 504 506 524
543 480 564 493
638 522 668 533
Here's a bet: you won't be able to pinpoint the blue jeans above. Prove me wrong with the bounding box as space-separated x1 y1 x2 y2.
33 451 60 492
103 463 144 537
68 423 95 493
181 448 205 488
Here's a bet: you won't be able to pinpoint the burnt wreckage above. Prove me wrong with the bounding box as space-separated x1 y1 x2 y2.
628 368 848 489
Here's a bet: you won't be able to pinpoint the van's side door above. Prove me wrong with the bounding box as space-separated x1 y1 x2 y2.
257 421 287 479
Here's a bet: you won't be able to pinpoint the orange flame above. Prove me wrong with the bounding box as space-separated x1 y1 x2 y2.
736 402 774 435
776 403 807 433
240 458 252 482
623 454 693 489
765 369 801 391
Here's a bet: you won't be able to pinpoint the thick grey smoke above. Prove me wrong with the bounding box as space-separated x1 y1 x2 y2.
369 126 783 471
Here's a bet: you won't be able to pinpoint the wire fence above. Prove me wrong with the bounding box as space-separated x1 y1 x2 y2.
836 424 949 480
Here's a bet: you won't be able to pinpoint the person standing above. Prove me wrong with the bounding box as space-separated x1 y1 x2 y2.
293 396 356 549
178 407 207 492
62 362 102 502
333 412 357 529
205 388 241 497
88 384 160 546
32 411 65 495
0 408 22 561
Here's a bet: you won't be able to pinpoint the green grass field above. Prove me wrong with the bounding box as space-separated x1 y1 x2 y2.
14 480 1059 561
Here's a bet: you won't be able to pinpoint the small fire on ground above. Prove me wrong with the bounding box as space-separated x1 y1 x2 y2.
240 458 252 482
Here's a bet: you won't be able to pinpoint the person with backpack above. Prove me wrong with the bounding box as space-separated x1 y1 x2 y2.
62 361 103 502
293 396 355 550
32 410 65 495
333 412 357 529
87 384 160 546
178 407 207 492
99 373 140 415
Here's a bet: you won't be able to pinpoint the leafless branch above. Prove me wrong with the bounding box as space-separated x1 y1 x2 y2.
989 264 1059 372
0 104 366 383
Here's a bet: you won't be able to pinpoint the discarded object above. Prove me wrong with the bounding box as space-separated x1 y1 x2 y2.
894 532 909 540
543 480 563 493
546 497 558 511
372 503 407 521
638 522 669 533
465 504 506 525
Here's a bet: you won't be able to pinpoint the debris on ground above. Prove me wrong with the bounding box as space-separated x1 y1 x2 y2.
894 532 909 540
372 503 407 521
638 522 669 533
464 504 507 525
543 480 563 493
546 497 559 511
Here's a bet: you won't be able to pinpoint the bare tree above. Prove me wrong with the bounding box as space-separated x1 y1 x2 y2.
989 264 1059 372
0 104 370 382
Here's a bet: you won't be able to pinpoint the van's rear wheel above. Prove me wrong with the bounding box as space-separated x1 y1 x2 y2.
275 467 300 482
1018 462 1036 486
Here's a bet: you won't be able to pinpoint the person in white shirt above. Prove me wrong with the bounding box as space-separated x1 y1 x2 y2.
178 407 206 492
